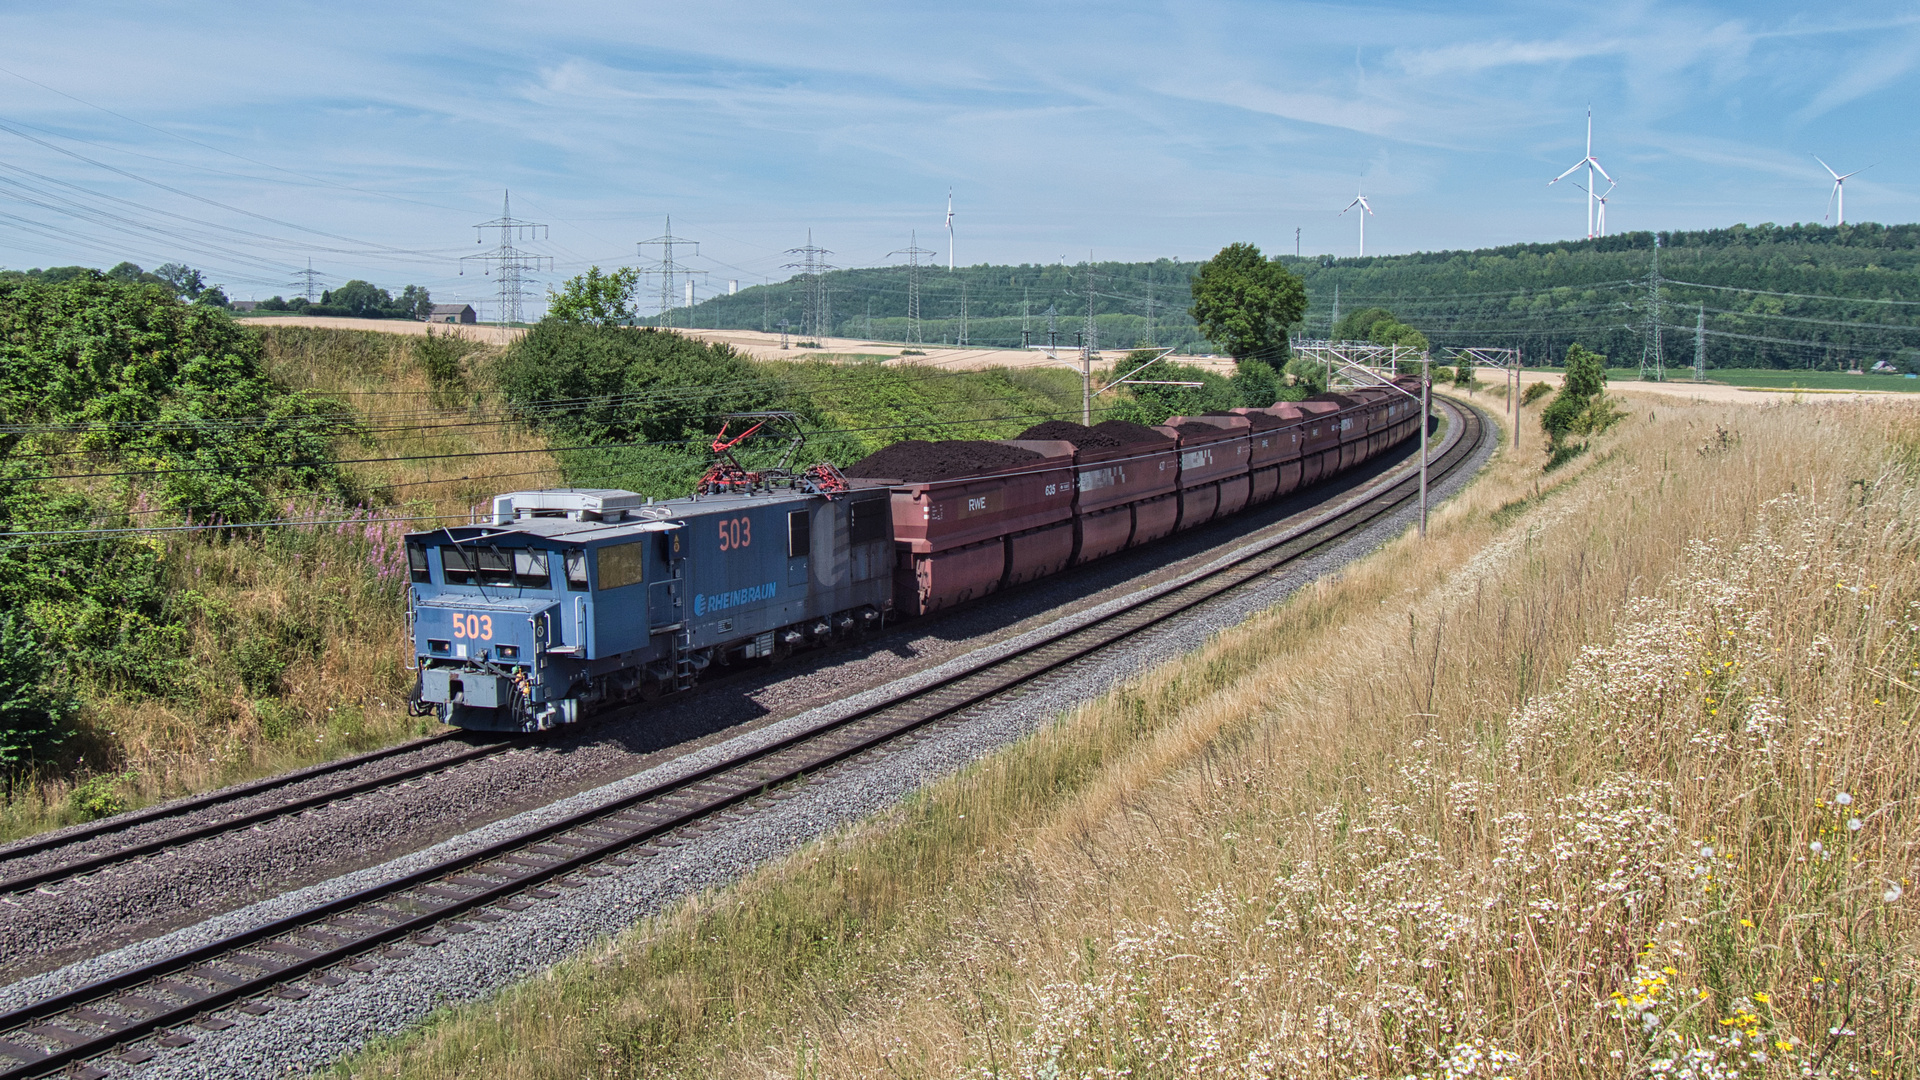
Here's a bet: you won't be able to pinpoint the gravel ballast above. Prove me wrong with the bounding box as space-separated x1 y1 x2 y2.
0 404 1492 1078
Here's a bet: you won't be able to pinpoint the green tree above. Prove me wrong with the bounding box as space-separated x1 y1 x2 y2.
1540 343 1623 469
1106 351 1253 426
396 284 433 321
548 266 641 326
0 612 74 768
153 263 205 299
327 280 393 318
1188 243 1307 362
1282 355 1329 396
1369 319 1430 352
1332 306 1395 342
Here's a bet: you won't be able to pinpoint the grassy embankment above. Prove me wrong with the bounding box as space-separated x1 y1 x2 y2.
344 392 1918 1079
4 328 1086 841
2 325 561 839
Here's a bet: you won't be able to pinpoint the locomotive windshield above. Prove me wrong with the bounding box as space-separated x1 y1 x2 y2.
438 544 555 588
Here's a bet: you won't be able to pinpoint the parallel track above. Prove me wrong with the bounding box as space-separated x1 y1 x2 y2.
0 401 1482 1080
0 739 516 898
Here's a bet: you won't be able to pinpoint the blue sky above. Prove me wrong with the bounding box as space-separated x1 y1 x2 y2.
1 1 1915 315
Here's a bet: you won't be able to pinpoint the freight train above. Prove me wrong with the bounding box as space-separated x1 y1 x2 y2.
404 383 1427 731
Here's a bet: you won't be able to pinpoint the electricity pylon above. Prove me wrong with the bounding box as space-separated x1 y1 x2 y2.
461 190 551 326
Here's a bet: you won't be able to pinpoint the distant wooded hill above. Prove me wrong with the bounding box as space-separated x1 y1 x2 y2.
666 222 1920 371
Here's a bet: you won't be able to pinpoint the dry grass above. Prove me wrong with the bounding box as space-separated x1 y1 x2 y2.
340 393 1920 1080
1 327 564 839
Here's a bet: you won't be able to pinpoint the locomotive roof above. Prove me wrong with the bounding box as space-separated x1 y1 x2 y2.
404 487 851 546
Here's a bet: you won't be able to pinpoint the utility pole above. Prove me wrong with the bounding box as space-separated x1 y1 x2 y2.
1641 236 1664 381
1082 344 1093 426
638 216 704 329
1144 267 1155 347
1331 283 1341 336
866 297 873 339
958 280 969 346
1419 366 1430 538
1022 287 1031 347
762 284 770 334
782 230 834 339
1084 272 1098 356
461 190 551 327
887 231 936 344
290 258 325 304
1694 303 1706 381
779 318 789 350
1295 227 1301 258
1046 304 1058 350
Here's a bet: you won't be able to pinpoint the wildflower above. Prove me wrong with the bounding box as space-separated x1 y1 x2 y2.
1809 840 1823 855
1887 884 1904 903
1775 1040 1794 1053
1699 845 1714 859
1835 792 1853 806
1754 992 1770 1004
1739 919 1754 928
1849 818 1862 831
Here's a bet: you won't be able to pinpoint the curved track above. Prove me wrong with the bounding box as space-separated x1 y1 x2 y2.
0 400 1482 1079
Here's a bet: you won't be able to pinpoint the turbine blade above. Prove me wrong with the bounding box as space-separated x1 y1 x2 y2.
1814 155 1841 180
1550 161 1586 184
1589 159 1614 183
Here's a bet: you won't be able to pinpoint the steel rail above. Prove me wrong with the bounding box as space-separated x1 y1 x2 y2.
0 401 1483 1080
0 734 480 869
0 740 518 897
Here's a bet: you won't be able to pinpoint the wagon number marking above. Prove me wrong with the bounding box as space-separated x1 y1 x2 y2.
452 613 493 641
718 516 753 551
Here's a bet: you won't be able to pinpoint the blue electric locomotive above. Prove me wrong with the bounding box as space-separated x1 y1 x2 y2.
405 486 893 730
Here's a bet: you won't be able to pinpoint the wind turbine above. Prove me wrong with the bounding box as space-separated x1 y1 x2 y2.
1550 106 1614 239
1575 178 1616 236
1815 157 1869 225
1339 189 1374 257
945 189 954 270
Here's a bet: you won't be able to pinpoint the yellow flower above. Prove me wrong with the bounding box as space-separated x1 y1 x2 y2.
1739 918 1754 928
1663 967 1678 976
1754 992 1771 1004
1776 1040 1794 1053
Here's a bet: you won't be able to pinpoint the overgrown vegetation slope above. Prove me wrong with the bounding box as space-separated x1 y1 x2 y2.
345 393 1918 1079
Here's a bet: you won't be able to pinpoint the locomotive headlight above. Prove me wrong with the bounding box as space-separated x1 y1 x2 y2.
429 639 451 654
497 644 519 659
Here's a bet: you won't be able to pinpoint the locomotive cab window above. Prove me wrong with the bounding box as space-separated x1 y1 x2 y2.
407 543 432 584
512 550 550 588
788 510 811 557
441 545 479 585
476 546 514 585
563 549 589 591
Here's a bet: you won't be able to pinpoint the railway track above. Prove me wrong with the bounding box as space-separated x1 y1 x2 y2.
0 400 1482 1080
0 736 519 899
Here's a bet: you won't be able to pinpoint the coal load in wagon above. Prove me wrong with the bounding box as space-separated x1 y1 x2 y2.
1016 420 1124 449
1088 419 1174 446
845 439 1043 482
1172 420 1231 438
1208 409 1287 432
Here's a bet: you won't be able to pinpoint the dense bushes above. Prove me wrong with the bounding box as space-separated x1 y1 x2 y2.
0 275 366 756
491 323 1090 495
